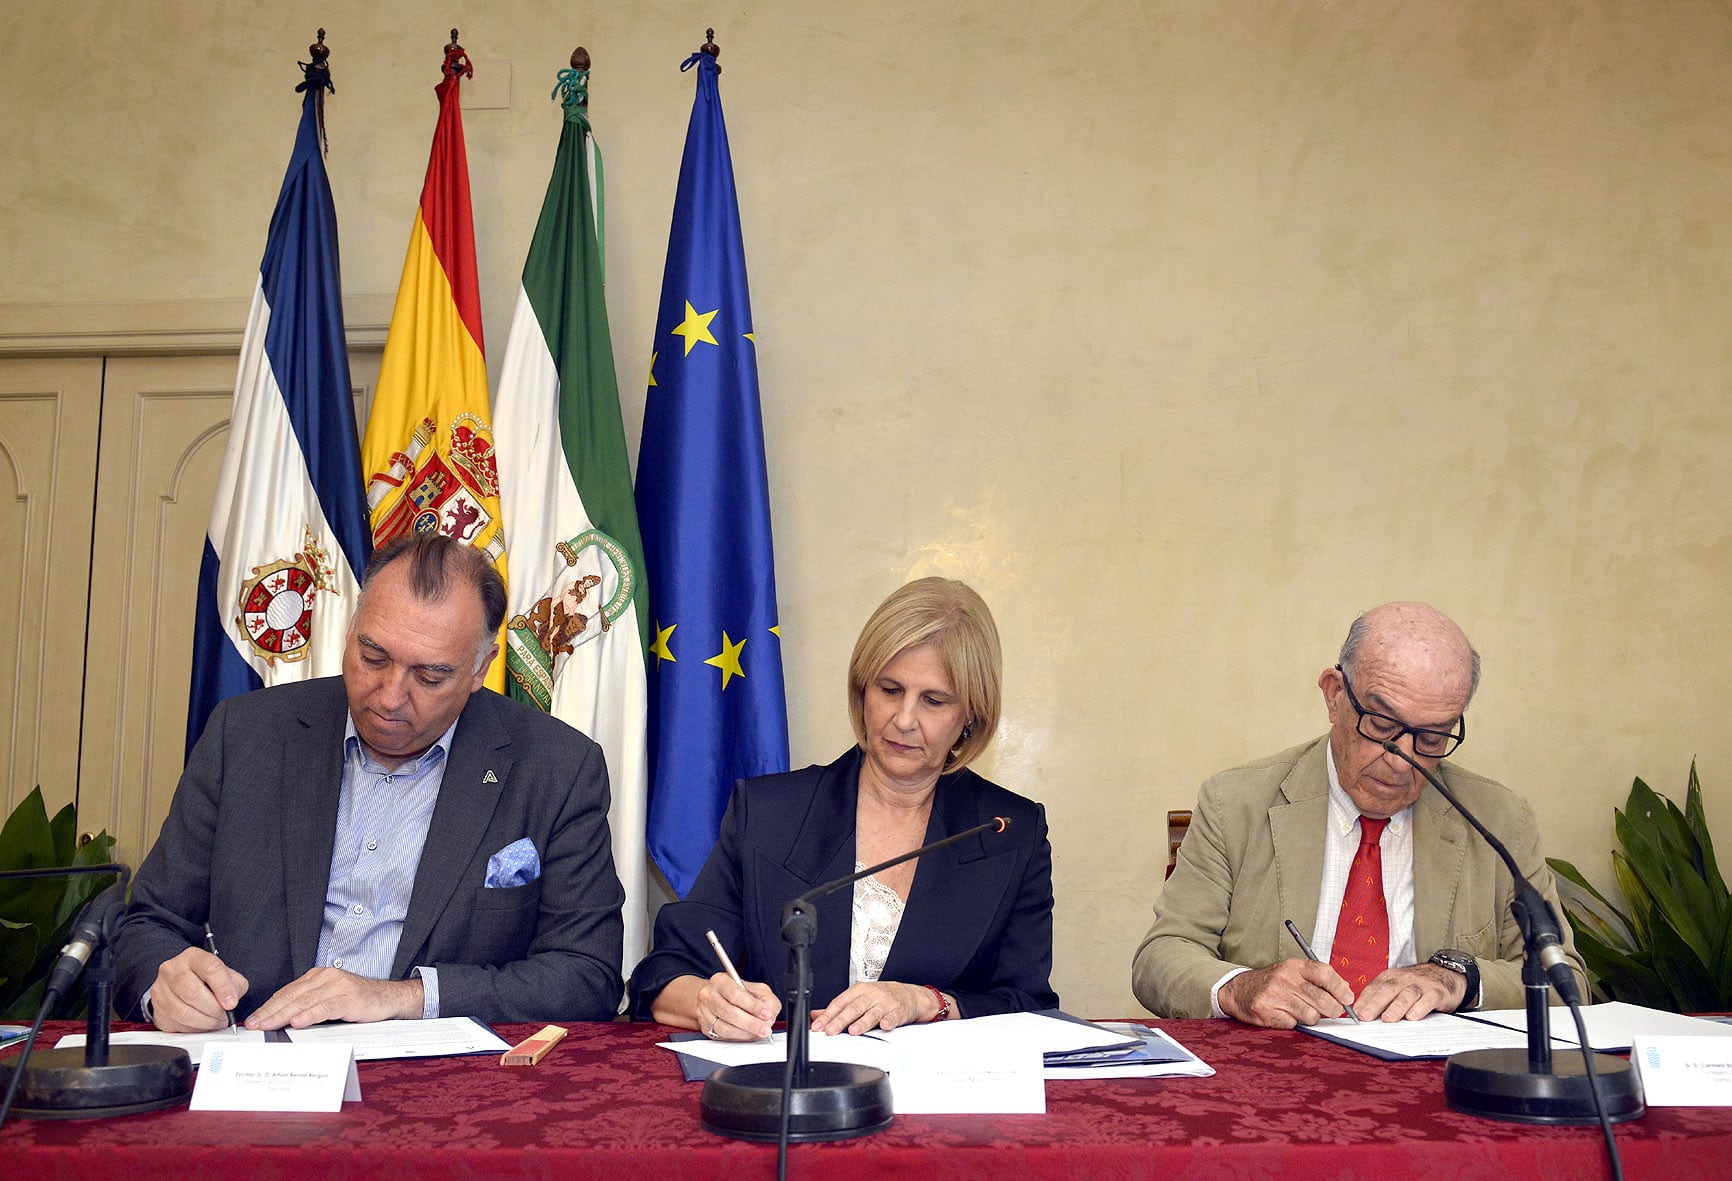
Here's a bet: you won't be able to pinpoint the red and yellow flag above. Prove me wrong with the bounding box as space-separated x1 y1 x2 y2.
362 44 508 688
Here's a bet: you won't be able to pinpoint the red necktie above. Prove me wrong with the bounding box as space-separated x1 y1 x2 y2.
1331 816 1390 996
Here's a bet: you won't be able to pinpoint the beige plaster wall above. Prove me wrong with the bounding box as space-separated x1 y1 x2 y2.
7 1 1731 1017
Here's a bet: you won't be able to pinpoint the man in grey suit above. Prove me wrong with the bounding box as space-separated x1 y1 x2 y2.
115 534 625 1031
1133 602 1585 1028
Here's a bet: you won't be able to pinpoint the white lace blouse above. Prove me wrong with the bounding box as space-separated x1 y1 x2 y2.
848 861 906 984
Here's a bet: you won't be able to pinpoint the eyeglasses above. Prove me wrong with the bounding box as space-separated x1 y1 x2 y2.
1335 665 1465 758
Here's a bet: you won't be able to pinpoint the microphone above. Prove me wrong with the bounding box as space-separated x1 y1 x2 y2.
1375 740 1645 1132
1377 740 1580 1003
700 814 1015 1150
42 879 129 1004
789 816 1011 913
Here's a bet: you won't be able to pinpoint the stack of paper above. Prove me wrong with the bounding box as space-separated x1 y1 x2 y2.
661 1012 1214 1113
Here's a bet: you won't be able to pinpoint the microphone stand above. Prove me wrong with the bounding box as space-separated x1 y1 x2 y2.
700 816 1011 1157
1378 742 1643 1129
0 865 194 1124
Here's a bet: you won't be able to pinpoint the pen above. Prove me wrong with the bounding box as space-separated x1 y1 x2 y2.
203 922 239 1034
705 929 746 990
1284 918 1361 1022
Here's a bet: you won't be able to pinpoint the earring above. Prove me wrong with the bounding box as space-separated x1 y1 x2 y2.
961 721 974 740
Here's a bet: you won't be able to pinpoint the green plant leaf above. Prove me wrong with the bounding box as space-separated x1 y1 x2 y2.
1611 848 1656 951
1649 917 1717 1013
1571 926 1668 1007
1616 788 1714 959
46 801 78 864
1683 761 1729 918
1548 858 1636 950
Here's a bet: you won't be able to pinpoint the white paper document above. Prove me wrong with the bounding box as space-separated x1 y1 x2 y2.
189 1041 361 1112
1468 1002 1732 1052
283 1016 509 1060
64 1017 506 1065
1301 1013 1534 1059
660 1012 1128 1113
1632 1035 1732 1106
56 1028 268 1066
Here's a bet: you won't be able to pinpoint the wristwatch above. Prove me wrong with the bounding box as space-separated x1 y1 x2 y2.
1428 949 1480 1011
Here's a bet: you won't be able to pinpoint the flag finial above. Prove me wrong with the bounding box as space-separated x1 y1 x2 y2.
296 29 334 155
298 29 333 94
701 29 720 60
443 29 473 80
553 48 593 115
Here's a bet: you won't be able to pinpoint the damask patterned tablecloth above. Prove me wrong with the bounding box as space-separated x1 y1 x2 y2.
6 1019 1730 1179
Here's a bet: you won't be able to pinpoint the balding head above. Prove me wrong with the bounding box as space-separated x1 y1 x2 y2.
1320 602 1479 818
1339 602 1480 707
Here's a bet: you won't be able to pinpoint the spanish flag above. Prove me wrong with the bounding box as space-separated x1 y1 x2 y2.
362 41 507 688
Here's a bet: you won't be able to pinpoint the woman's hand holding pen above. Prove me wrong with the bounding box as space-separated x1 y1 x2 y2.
697 972 780 1040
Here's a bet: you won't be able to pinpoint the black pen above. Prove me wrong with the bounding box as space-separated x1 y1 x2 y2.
1284 918 1361 1022
203 922 239 1034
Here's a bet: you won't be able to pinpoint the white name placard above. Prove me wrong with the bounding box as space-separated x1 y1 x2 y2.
1632 1035 1732 1107
190 1042 361 1112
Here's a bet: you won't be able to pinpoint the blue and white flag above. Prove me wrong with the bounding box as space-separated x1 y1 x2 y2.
636 50 789 897
186 81 370 753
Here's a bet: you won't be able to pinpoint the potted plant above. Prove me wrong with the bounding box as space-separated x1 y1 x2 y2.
0 788 119 1020
1547 763 1730 1012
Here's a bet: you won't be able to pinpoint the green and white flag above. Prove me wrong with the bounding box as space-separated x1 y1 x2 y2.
495 64 651 967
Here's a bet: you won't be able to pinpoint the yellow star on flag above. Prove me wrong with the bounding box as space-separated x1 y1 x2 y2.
648 350 658 388
705 631 747 689
672 301 720 356
649 622 677 664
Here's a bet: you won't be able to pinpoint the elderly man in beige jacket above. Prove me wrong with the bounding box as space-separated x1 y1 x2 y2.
1133 602 1585 1028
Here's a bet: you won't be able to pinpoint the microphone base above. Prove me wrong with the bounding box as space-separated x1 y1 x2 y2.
0 1045 194 1120
1443 1047 1644 1125
700 1060 893 1142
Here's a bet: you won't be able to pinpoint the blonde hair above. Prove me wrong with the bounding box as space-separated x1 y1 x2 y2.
847 577 1003 773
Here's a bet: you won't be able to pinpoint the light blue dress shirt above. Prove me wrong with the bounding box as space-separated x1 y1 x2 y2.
313 715 461 1018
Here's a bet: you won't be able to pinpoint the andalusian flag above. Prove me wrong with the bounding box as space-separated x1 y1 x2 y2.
495 62 652 963
187 53 370 753
637 48 789 897
362 43 507 688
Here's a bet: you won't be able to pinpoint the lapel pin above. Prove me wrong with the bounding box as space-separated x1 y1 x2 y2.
483 770 499 784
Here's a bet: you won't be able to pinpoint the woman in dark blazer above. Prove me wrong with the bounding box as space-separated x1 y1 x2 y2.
628 577 1057 1040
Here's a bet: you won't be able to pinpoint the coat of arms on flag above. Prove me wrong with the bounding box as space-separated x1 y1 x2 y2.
505 530 635 713
364 412 506 563
234 526 340 666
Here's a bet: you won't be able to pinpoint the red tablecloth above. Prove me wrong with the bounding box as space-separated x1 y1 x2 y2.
5 1019 1729 1179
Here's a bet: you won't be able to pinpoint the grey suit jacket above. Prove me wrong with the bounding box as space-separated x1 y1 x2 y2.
114 676 625 1023
1131 736 1586 1018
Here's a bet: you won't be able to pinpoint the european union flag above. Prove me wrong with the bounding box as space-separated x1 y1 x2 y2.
637 49 789 898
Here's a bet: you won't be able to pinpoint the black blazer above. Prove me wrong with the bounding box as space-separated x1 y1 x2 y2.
629 747 1057 1018
113 676 626 1023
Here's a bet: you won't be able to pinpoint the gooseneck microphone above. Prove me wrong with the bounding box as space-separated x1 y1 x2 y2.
789 816 1011 914
42 879 130 1005
1376 738 1642 1151
699 815 1015 1177
0 862 193 1127
1378 740 1581 1003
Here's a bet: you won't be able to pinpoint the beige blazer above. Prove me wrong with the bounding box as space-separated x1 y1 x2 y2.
1132 736 1586 1018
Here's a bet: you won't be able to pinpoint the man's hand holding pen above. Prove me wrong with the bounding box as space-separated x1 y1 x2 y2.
149 945 249 1034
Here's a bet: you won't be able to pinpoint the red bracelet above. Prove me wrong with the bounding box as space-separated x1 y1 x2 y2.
924 985 951 1022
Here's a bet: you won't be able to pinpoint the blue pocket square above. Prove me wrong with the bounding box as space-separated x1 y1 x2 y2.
485 838 540 888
